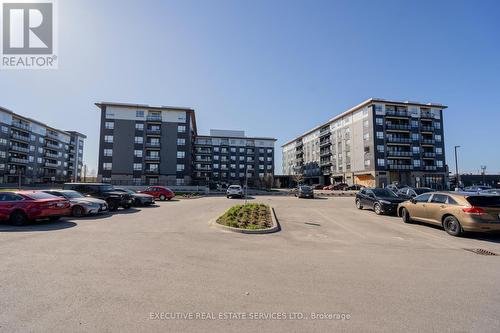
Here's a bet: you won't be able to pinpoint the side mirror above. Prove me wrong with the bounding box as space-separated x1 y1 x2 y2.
410 198 417 204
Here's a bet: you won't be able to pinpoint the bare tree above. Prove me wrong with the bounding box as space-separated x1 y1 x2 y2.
292 173 304 186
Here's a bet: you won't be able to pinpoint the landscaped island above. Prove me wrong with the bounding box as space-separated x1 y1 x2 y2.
217 203 272 230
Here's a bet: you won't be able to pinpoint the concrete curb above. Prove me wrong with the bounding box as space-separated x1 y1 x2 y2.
212 207 280 234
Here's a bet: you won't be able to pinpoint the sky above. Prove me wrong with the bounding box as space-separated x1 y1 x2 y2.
1 0 499 175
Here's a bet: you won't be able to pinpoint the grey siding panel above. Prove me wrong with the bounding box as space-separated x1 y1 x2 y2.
111 120 135 174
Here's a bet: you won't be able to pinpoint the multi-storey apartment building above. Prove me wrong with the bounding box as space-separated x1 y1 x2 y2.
282 98 448 189
0 106 86 184
193 130 276 187
96 102 196 186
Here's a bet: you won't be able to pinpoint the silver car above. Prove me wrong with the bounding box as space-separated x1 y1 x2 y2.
43 190 108 217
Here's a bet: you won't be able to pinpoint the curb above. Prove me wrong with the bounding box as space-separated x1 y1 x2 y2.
212 207 281 234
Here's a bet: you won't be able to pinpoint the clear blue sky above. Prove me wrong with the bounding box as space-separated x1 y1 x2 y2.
1 0 499 175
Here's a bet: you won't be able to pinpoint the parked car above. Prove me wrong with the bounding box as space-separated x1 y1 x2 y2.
62 183 133 211
313 184 324 190
297 185 314 199
322 185 334 190
480 189 500 195
139 186 175 201
43 190 108 217
333 183 349 191
0 191 71 225
386 183 408 193
463 185 492 192
347 184 365 191
226 185 244 198
395 187 434 200
113 187 155 206
398 192 500 236
355 188 405 215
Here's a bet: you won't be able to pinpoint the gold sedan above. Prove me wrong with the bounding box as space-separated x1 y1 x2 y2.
397 192 500 236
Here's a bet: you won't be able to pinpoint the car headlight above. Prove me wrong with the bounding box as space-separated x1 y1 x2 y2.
379 200 391 204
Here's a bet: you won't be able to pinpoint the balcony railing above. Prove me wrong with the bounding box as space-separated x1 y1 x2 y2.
320 149 331 156
46 142 60 149
387 137 412 143
195 166 212 171
10 145 29 153
319 139 331 147
319 129 331 137
421 139 436 145
146 142 161 148
423 165 437 171
386 124 411 130
11 121 31 131
195 157 212 162
386 110 410 117
423 152 436 158
45 151 59 158
387 151 412 157
388 164 414 170
9 157 29 164
145 156 160 161
195 149 211 154
11 133 30 142
46 132 59 139
420 111 434 119
45 161 59 168
146 115 162 122
420 126 434 132
144 169 160 174
146 128 161 135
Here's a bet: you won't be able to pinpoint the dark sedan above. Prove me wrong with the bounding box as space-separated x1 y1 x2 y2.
113 188 155 206
297 185 314 199
395 187 434 200
355 188 405 215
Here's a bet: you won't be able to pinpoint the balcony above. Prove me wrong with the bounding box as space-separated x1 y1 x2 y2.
146 128 161 135
388 164 413 170
423 165 437 171
386 124 411 131
9 145 29 153
11 120 31 132
320 149 331 156
145 156 160 161
46 142 60 149
145 142 161 148
11 133 30 142
144 169 160 174
387 137 412 143
46 132 59 139
195 157 212 162
386 110 410 117
146 115 162 122
423 152 436 158
45 151 59 158
420 125 434 132
45 161 59 168
195 148 211 154
195 165 212 171
387 150 412 157
9 157 29 164
319 139 331 147
320 159 331 166
421 139 436 145
420 111 434 119
319 129 331 137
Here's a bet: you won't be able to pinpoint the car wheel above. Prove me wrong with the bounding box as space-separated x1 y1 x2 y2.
123 204 132 209
443 216 463 237
226 195 229 198
108 202 118 211
355 199 363 209
401 207 412 223
167 197 172 201
9 211 27 226
374 203 382 215
72 205 84 217
159 194 166 201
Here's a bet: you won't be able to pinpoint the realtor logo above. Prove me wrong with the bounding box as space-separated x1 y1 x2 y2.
1 0 58 69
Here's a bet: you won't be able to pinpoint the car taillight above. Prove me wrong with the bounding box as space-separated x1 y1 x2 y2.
462 207 486 215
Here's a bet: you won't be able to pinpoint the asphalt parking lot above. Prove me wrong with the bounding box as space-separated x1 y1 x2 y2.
1 196 500 332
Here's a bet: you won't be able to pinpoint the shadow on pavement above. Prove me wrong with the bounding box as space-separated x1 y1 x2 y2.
0 220 77 232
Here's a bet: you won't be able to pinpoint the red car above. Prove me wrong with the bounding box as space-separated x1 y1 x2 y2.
0 191 71 226
139 186 175 201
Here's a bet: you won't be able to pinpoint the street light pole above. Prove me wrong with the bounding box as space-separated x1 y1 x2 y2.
244 164 248 205
454 145 460 189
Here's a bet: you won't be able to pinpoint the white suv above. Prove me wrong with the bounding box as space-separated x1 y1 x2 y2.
226 185 244 198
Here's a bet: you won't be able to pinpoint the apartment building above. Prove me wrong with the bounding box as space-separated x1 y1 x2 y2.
0 106 86 184
193 130 276 186
96 102 196 186
282 98 448 189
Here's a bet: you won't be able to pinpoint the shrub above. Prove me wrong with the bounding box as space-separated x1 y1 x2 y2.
217 203 272 230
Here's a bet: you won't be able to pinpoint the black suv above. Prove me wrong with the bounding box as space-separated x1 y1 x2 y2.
355 188 405 215
62 183 133 211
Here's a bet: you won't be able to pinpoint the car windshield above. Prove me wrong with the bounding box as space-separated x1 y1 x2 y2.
63 191 84 198
414 188 433 195
100 185 114 191
299 186 312 191
373 189 398 197
229 186 241 189
117 188 135 194
24 192 59 200
467 196 500 207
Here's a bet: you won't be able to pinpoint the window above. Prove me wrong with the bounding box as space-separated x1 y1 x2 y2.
136 110 144 118
436 160 443 167
267 165 272 170
213 163 219 169
213 155 219 161
213 147 219 152
176 178 185 186
239 156 244 161
0 151 5 158
267 149 272 153
230 147 236 153
434 122 441 129
377 158 385 166
135 123 144 130
435 147 442 154
415 193 432 203
105 121 114 129
104 135 113 143
176 164 184 171
364 159 370 167
0 138 7 145
177 151 185 159
375 118 383 126
177 138 185 146
134 150 143 157
431 194 448 204
104 149 113 157
363 133 369 141
259 156 264 162
103 163 112 170
267 157 272 162
177 125 186 133
239 148 245 153
435 135 442 142
412 133 419 141
413 159 421 167
133 163 142 171
135 136 143 144
412 146 420 154
376 132 384 139
1 126 7 133
377 145 384 153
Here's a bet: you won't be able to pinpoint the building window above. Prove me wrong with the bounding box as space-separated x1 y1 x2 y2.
412 146 420 154
176 178 185 186
133 163 142 171
135 123 144 131
436 147 442 154
213 163 219 169
104 135 113 143
104 149 113 157
435 135 442 142
105 121 114 129
267 149 273 154
133 178 142 185
136 110 144 118
177 138 185 146
377 159 385 166
177 151 185 159
413 159 421 167
176 164 184 171
434 122 441 129
1 126 7 133
364 159 370 167
213 147 219 152
436 160 443 167
230 147 236 153
267 165 272 170
267 157 272 162
134 136 143 144
377 145 384 153
177 125 186 133
363 133 369 141
259 165 264 170
375 118 383 126
376 132 384 139
103 163 112 170
412 133 419 141
134 150 143 157
213 155 219 161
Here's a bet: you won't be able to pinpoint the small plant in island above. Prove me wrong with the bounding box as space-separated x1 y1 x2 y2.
217 203 272 230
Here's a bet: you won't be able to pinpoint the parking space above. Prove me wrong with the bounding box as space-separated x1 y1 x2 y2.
1 196 499 332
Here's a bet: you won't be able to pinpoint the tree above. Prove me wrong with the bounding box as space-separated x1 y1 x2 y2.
292 173 304 186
